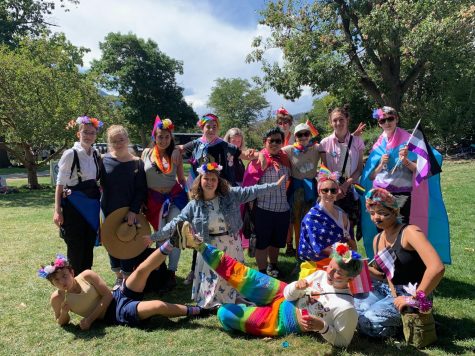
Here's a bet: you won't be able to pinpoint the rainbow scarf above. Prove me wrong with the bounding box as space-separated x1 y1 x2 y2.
360 128 451 264
198 243 300 336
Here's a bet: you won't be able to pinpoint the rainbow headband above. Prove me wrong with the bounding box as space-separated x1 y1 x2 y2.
196 162 223 175
197 113 219 128
38 254 69 279
317 164 340 183
71 115 103 129
151 115 174 139
333 243 362 263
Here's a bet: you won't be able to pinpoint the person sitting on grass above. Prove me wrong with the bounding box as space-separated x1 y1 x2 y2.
38 241 208 330
177 222 363 347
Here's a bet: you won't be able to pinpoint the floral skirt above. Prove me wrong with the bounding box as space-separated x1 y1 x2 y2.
191 233 244 308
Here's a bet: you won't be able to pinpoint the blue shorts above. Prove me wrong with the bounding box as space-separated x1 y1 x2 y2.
105 284 143 327
253 206 290 249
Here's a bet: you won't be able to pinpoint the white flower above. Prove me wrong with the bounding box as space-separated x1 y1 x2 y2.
44 265 56 274
403 282 418 296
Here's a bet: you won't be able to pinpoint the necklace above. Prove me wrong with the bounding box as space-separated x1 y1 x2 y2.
153 145 173 174
383 224 402 248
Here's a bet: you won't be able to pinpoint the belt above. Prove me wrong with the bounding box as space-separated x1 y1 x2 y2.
209 231 229 237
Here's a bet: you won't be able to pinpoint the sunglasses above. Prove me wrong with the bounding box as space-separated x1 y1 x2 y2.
277 121 290 126
320 188 338 194
296 131 310 138
267 138 282 144
378 117 396 125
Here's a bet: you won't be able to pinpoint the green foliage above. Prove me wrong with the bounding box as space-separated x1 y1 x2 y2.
91 32 198 146
0 33 110 188
249 0 474 112
0 0 79 47
207 77 269 134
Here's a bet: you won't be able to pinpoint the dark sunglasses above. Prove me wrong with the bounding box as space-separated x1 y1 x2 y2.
296 131 311 138
320 188 338 194
277 120 290 126
378 117 396 125
267 138 282 144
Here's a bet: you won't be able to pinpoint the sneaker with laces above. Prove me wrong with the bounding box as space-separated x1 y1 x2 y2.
180 221 203 249
112 277 123 291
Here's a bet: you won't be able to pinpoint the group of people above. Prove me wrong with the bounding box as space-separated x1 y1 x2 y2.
41 106 446 348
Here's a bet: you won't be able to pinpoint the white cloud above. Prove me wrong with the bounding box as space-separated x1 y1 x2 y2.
51 0 315 116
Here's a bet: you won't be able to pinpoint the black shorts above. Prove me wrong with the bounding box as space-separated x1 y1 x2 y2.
253 206 290 249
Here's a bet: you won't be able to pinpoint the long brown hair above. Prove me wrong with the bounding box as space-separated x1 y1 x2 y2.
189 172 230 201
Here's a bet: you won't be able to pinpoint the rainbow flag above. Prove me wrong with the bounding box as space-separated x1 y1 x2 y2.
319 164 331 176
306 119 319 137
353 183 365 195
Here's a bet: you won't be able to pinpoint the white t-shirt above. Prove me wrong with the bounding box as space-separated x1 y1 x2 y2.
56 142 99 186
283 270 357 347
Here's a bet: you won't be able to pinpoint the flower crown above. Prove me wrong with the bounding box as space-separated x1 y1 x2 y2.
276 106 289 116
372 106 397 120
67 115 104 130
197 113 220 128
365 188 407 209
151 115 174 140
38 254 69 279
196 162 223 175
333 243 362 263
317 164 340 183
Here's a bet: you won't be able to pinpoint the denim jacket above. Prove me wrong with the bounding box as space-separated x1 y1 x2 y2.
151 182 280 243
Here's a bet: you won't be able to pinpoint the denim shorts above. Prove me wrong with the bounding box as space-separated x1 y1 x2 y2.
105 283 143 327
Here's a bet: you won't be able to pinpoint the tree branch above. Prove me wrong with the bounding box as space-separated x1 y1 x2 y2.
401 60 426 94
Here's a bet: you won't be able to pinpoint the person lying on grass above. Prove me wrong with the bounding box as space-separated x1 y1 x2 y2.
38 241 208 330
172 222 363 347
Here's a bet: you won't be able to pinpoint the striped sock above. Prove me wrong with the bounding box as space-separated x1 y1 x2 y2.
159 240 173 255
186 305 201 316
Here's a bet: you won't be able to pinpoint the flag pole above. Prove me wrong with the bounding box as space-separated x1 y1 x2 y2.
390 119 421 174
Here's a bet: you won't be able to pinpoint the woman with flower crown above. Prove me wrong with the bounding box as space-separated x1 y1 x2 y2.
176 227 363 347
141 116 188 291
355 188 444 338
54 116 104 274
146 163 286 311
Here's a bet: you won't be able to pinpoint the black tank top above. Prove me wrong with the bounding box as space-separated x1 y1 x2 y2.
377 225 426 285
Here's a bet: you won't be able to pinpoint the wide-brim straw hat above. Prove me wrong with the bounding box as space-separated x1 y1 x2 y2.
101 207 151 259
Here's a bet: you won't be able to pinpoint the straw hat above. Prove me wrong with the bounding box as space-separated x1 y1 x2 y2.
101 207 151 259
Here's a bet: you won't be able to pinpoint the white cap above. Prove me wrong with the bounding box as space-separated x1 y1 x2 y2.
294 123 311 135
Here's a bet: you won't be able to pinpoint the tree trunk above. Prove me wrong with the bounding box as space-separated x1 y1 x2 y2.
139 127 147 148
23 144 40 189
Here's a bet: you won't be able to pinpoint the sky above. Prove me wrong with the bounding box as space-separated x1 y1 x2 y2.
49 0 317 117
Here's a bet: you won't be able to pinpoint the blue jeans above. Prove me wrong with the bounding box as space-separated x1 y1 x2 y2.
354 280 409 338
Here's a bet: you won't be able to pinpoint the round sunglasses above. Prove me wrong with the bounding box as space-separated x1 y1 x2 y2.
296 131 311 138
320 188 338 194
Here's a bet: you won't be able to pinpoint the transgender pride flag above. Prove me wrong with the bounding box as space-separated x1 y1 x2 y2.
407 124 442 186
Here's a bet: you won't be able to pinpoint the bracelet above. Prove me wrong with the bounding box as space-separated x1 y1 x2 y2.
318 323 329 335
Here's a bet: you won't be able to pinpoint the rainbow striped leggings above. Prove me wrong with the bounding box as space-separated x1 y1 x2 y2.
198 243 301 336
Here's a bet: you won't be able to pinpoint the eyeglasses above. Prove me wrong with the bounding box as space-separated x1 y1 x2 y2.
296 131 310 138
378 117 396 125
277 121 290 126
267 138 282 145
81 131 97 136
320 188 338 194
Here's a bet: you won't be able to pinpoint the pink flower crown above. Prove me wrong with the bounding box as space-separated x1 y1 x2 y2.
38 254 69 279
196 162 223 175
317 164 340 183
372 106 397 120
276 107 289 116
197 113 219 128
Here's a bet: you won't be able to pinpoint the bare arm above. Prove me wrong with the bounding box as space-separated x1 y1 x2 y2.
53 185 64 228
79 270 113 330
51 290 70 326
403 225 445 295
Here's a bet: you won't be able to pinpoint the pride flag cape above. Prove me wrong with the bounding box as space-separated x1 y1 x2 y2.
360 128 451 264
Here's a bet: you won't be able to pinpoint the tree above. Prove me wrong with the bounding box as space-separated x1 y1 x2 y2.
0 34 110 188
208 78 269 133
91 32 198 146
0 0 79 47
248 0 474 112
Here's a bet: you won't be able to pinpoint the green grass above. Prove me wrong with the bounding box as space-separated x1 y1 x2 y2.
0 161 474 355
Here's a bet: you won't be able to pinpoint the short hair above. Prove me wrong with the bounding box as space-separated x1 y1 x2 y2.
223 128 246 150
262 127 285 142
189 171 230 200
107 125 129 142
333 254 362 278
46 266 74 284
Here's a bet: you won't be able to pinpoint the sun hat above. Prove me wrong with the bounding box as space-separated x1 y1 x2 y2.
101 207 151 259
294 123 311 135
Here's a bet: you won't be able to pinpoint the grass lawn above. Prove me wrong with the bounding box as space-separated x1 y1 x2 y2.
0 161 474 355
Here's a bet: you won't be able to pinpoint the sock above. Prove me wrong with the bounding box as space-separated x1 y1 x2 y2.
159 240 173 255
259 269 267 274
186 305 202 316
